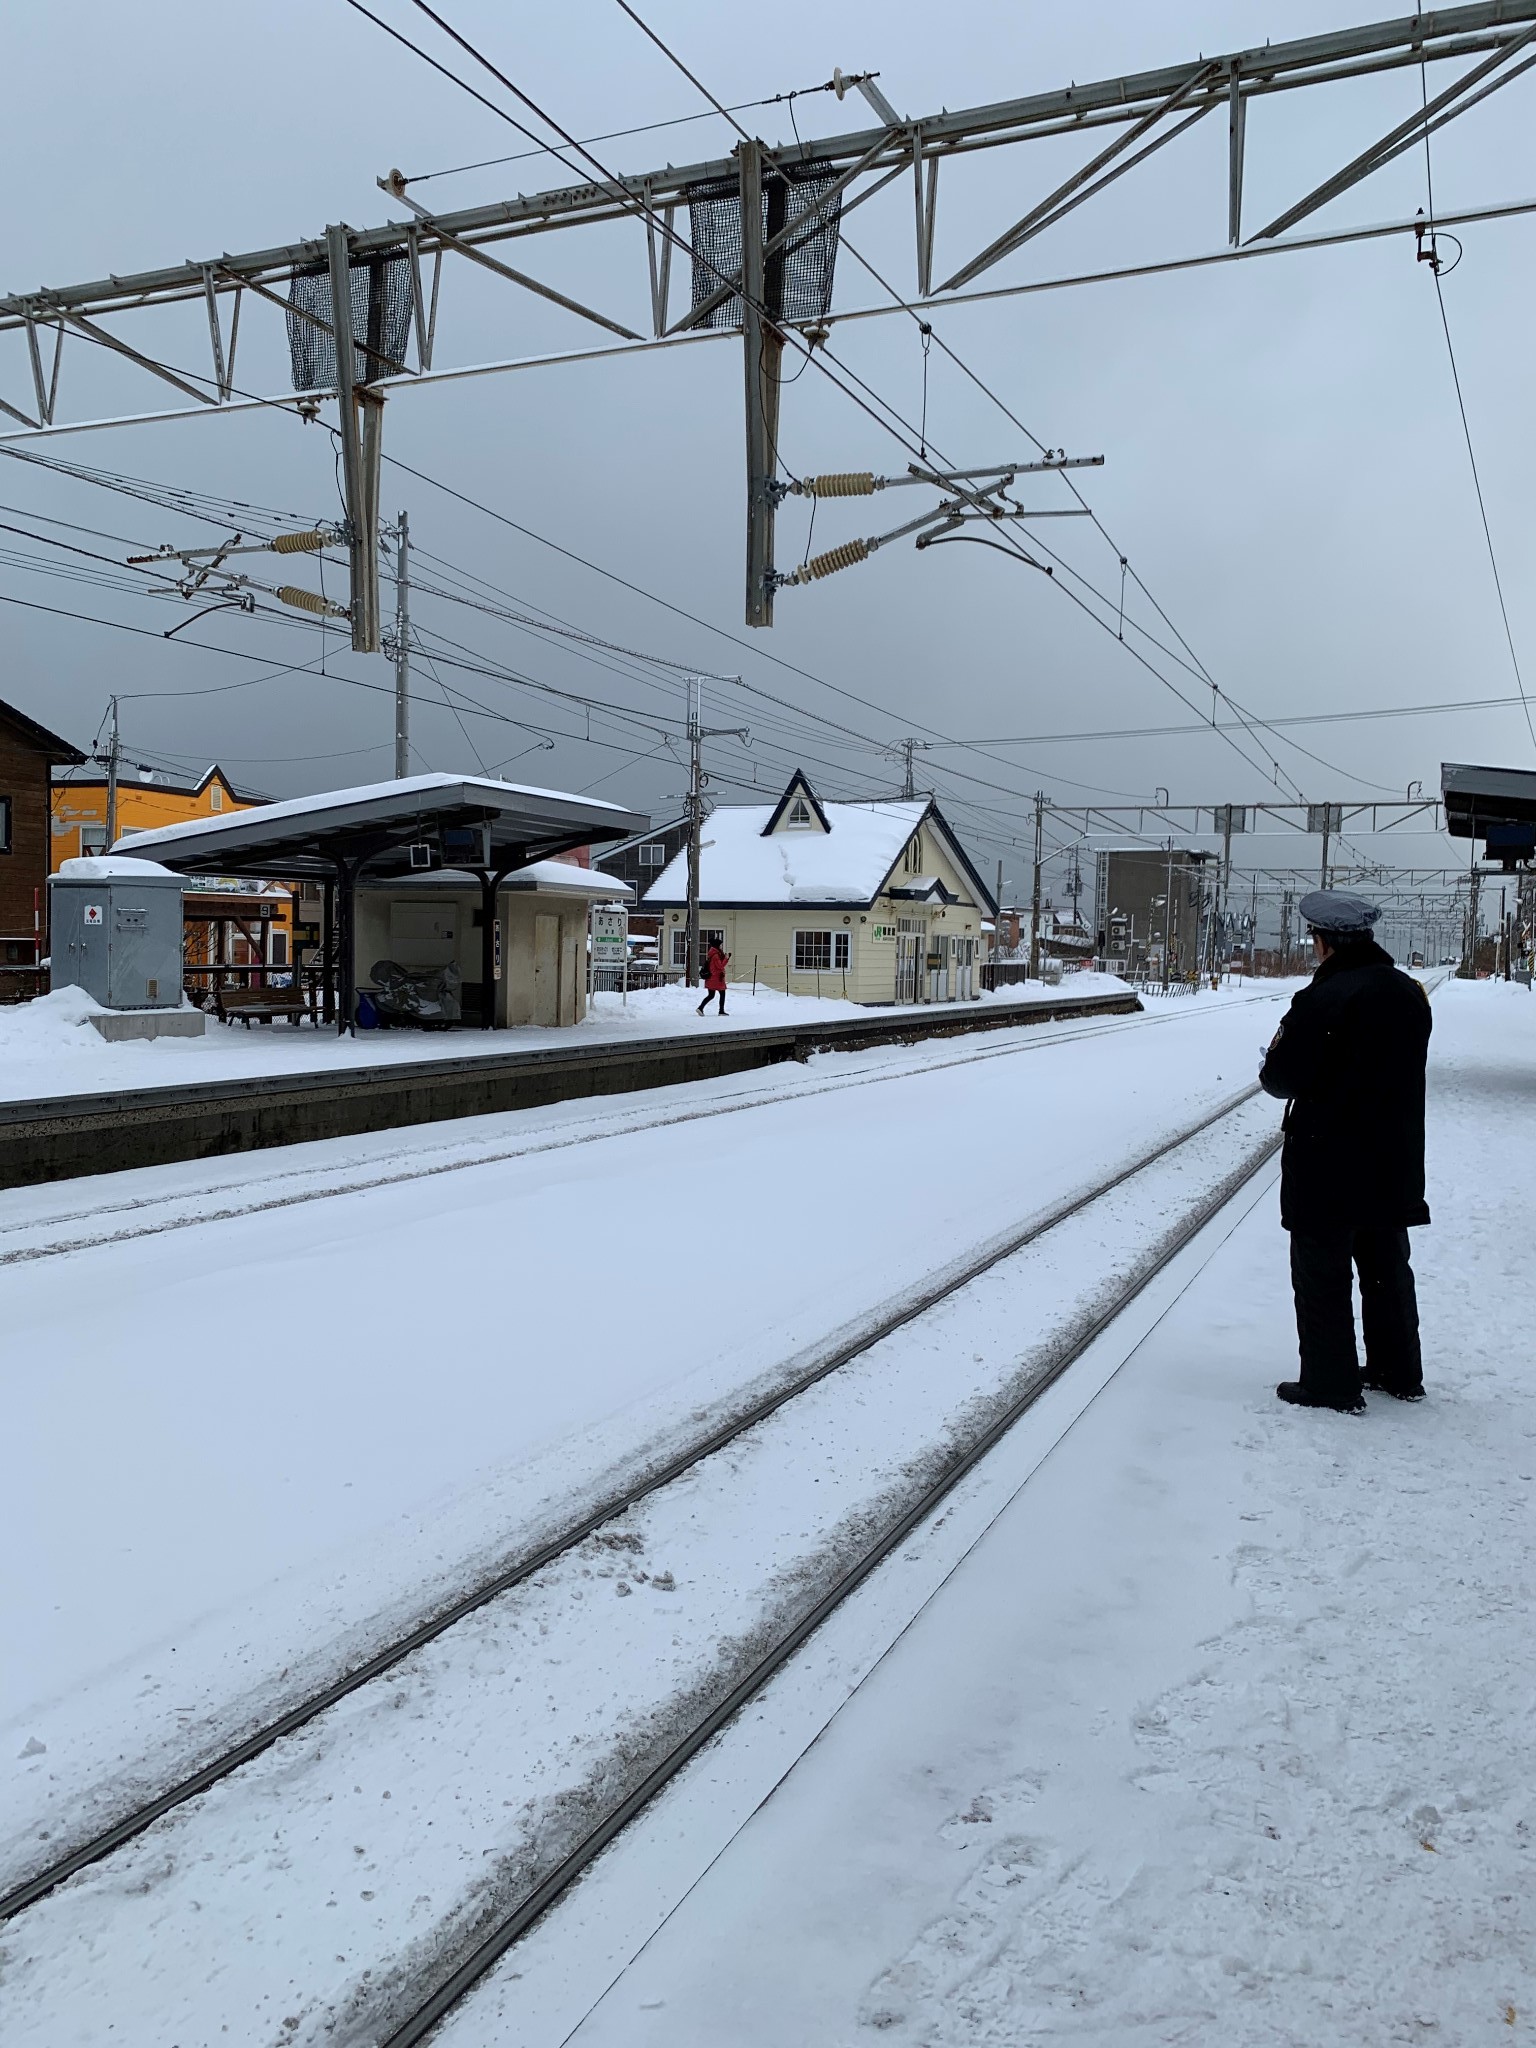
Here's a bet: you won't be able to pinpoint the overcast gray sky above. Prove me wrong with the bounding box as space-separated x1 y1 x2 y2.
3 0 1532 933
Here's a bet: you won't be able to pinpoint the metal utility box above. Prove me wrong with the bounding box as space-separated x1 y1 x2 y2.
49 858 186 1009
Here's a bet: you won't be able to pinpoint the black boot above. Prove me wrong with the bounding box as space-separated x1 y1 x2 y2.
1362 1374 1425 1402
1276 1380 1365 1415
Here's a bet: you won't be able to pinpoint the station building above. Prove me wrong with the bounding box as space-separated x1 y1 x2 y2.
641 772 996 1003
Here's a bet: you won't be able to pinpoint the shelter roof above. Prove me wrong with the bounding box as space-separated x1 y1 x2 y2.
361 860 633 902
112 773 647 883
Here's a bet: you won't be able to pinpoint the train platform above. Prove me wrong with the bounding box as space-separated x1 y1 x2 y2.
465 977 1536 2048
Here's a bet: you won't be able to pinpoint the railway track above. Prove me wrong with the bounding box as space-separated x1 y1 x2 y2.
0 987 1287 1270
1 1081 1284 2048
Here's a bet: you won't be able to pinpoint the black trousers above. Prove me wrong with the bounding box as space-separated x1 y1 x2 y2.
697 988 725 1013
1289 1225 1423 1403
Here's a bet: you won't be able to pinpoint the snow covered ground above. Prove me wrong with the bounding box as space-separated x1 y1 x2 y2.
2 987 1293 1897
0 973 1134 1103
441 976 1535 2048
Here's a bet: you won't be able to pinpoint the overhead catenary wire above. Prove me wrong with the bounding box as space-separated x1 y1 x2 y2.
600 0 1408 814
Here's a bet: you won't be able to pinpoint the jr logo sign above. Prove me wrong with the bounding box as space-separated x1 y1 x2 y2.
83 904 104 927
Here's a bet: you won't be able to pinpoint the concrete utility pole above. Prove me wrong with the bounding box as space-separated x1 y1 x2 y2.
739 139 783 630
683 677 749 986
103 695 121 849
994 858 1003 959
393 511 410 778
1028 792 1045 981
685 679 703 988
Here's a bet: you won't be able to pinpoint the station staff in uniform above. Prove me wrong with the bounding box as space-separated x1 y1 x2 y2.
1259 889 1433 1412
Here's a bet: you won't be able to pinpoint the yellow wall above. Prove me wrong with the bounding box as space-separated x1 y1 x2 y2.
50 772 251 867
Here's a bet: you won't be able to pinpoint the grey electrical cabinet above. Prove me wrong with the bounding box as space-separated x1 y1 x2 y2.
49 859 186 1009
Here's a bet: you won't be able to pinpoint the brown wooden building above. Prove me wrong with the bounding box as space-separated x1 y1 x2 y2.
0 698 87 993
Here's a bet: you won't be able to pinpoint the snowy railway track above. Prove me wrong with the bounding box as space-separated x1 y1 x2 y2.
1 1082 1285 2048
0 989 1284 1269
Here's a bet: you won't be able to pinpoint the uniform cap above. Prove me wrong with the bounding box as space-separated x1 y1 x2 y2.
1299 888 1380 935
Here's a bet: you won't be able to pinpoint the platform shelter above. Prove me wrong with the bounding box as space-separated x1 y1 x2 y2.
115 773 646 1031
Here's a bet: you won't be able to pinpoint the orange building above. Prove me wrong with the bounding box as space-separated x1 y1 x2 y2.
50 761 258 862
51 763 295 978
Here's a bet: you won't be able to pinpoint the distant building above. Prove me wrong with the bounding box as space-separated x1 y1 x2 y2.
0 697 87 994
1094 845 1212 977
641 771 996 1003
50 761 265 865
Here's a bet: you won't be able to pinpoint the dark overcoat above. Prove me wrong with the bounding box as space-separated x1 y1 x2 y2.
1259 941 1432 1233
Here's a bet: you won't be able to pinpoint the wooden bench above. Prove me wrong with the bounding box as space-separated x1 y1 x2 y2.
212 984 313 1027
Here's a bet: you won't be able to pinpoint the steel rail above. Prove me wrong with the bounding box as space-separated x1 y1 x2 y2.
376 1117 1284 2047
0 1077 1270 1925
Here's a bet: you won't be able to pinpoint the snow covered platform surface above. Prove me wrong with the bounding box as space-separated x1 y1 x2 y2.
0 975 1132 1105
447 978 1535 2048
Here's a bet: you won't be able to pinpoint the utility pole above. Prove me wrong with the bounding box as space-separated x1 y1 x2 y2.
1220 804 1234 966
1028 792 1045 981
683 677 750 987
1162 838 1175 990
901 738 918 800
393 510 410 778
685 679 703 988
740 139 783 629
325 225 384 653
1319 808 1332 890
103 695 121 849
994 858 1003 959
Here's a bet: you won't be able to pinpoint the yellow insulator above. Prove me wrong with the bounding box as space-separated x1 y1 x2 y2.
804 472 876 498
270 529 330 554
277 585 347 618
789 537 870 584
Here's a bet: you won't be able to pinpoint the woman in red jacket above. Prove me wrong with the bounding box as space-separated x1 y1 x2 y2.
697 940 730 1018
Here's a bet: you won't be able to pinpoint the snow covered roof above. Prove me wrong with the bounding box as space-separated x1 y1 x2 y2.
111 773 647 883
54 855 181 882
643 792 931 908
362 861 633 902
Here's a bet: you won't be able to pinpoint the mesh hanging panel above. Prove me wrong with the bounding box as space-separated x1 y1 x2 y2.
686 161 842 330
287 252 413 392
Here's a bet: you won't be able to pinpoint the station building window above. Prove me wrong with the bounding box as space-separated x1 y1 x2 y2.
794 929 849 972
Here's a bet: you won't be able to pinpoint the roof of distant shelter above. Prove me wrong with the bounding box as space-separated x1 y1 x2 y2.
113 772 647 883
361 859 633 902
0 696 86 764
642 773 994 912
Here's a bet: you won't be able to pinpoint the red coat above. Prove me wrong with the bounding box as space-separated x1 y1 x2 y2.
704 945 729 992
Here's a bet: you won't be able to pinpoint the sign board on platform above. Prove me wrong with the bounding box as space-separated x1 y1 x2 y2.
592 908 628 964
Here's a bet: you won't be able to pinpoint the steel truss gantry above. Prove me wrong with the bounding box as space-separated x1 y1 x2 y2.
4 2 1535 640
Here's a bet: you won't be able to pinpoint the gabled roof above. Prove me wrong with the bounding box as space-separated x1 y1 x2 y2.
642 774 995 913
761 770 830 836
53 760 269 803
0 697 86 764
592 816 690 863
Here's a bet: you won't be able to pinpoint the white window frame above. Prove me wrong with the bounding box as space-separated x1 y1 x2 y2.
793 929 849 972
785 796 813 829
636 841 666 867
672 926 724 967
